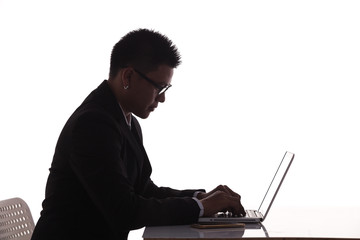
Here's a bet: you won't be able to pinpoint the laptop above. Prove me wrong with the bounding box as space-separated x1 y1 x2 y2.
198 151 295 223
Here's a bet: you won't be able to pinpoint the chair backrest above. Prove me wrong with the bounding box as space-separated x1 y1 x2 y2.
0 198 35 240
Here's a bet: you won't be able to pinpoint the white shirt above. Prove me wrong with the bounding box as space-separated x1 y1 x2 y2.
118 103 132 129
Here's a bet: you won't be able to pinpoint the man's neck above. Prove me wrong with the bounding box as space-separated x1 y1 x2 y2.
107 79 132 128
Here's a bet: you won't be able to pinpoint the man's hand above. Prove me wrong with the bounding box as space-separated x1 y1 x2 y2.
197 185 246 217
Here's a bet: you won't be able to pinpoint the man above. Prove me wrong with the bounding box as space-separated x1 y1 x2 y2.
31 29 245 240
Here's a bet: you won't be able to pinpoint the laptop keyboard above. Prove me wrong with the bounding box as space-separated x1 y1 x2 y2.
214 210 261 218
245 210 258 218
215 211 234 218
215 210 262 218
215 210 252 218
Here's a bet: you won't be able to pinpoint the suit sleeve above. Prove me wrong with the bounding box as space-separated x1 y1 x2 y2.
69 111 201 232
142 179 205 199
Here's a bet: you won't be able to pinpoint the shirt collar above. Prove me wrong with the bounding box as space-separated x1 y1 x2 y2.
118 103 132 129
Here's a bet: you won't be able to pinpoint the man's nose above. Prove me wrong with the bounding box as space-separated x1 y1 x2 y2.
156 92 166 103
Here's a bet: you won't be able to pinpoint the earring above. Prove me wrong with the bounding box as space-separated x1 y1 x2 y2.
124 85 129 90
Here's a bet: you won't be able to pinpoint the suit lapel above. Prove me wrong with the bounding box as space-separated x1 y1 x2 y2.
89 81 151 186
89 81 147 170
111 105 146 171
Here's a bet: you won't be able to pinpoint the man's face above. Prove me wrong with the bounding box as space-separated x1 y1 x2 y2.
127 64 173 119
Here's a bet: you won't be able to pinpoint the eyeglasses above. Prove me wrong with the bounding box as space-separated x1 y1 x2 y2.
133 68 172 95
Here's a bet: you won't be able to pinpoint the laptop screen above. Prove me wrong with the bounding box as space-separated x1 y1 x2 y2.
258 151 295 219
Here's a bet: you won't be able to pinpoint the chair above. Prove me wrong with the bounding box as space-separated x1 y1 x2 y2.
0 198 35 240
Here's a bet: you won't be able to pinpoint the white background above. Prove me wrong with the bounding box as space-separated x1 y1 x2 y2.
1 0 359 239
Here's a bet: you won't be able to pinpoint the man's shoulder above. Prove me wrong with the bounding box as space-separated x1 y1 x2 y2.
74 81 119 120
70 104 118 130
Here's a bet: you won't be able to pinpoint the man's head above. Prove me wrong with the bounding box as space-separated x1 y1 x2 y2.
109 28 181 79
108 29 181 119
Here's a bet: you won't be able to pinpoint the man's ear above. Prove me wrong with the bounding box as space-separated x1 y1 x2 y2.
121 68 133 88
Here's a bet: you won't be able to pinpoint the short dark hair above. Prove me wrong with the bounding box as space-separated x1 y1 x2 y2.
109 29 181 78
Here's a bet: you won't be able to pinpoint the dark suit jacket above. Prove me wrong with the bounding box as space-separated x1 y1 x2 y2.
31 80 203 240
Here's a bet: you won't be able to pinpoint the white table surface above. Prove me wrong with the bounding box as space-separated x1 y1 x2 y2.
143 206 360 239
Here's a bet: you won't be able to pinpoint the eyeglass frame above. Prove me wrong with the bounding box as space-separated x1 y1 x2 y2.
132 68 172 95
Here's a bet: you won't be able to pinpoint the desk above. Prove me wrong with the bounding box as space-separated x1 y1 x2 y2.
143 206 360 239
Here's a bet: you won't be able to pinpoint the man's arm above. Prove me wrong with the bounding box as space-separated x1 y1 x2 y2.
142 179 205 199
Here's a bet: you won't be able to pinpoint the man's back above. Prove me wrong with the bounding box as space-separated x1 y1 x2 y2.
31 81 133 239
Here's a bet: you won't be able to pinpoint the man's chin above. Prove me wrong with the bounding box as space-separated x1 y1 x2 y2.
134 111 151 119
